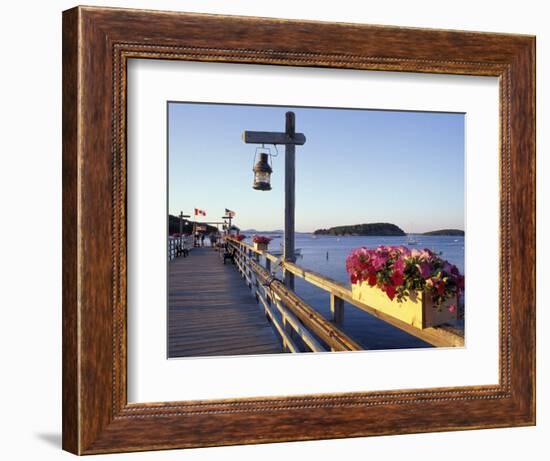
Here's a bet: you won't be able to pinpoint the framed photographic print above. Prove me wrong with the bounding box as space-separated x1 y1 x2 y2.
62 6 535 455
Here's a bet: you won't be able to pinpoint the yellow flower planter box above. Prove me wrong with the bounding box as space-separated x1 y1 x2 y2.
253 242 268 251
351 282 458 329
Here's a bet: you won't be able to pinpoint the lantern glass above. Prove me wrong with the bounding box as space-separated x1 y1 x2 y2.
253 171 271 190
252 152 272 191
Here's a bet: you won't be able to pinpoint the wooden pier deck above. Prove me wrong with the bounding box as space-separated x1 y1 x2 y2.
168 247 283 358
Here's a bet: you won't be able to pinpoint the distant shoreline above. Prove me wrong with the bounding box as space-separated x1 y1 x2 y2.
307 233 464 237
422 229 464 236
241 228 465 236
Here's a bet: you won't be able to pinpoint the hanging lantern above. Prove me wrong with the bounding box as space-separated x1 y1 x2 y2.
252 151 273 191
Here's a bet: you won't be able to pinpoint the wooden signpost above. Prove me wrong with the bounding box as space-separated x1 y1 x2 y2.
243 112 306 289
178 211 190 234
221 215 233 232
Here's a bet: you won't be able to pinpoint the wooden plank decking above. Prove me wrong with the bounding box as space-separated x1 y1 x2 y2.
168 247 283 358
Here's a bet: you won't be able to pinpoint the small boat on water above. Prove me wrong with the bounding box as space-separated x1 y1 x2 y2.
406 234 419 246
270 247 302 257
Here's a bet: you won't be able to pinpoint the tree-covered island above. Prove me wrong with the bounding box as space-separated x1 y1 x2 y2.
313 223 406 236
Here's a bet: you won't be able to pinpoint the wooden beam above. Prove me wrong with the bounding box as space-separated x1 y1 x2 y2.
243 131 306 145
247 256 361 352
284 112 296 289
256 291 298 353
270 296 325 352
330 293 344 324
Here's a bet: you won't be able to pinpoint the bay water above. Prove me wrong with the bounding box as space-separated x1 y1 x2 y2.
251 234 465 350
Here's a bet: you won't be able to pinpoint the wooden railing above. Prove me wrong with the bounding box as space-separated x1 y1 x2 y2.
228 239 464 349
168 235 194 260
229 241 361 352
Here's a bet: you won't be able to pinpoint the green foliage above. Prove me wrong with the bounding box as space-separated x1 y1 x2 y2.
314 223 406 236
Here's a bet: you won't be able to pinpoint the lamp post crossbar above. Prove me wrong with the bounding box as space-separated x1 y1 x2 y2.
242 131 306 146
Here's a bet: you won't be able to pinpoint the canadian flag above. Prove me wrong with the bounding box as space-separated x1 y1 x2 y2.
194 208 206 216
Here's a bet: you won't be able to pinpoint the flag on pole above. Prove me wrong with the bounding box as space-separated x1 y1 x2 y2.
225 208 236 218
194 208 206 216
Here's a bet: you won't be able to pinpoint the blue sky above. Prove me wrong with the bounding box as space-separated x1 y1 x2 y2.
168 102 464 233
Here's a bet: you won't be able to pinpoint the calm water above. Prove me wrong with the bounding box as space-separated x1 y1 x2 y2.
248 234 465 350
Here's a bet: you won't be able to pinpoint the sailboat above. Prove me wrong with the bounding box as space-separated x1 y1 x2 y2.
406 234 419 246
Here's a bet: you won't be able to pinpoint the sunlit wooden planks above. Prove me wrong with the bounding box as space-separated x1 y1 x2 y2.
168 247 283 358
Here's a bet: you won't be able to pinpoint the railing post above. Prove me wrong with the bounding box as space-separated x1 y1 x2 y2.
330 293 344 324
263 286 272 319
254 273 260 303
282 316 294 352
239 247 245 278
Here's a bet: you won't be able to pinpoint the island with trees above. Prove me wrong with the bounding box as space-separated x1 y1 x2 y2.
313 223 406 236
422 229 465 236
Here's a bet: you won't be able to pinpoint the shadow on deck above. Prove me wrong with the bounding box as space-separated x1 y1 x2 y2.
168 247 283 358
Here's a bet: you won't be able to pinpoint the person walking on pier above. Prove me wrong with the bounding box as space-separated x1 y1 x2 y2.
210 232 218 248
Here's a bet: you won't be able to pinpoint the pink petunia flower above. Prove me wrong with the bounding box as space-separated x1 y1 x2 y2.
391 271 404 286
346 245 463 306
384 284 396 301
371 255 387 271
392 257 405 274
417 262 432 278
